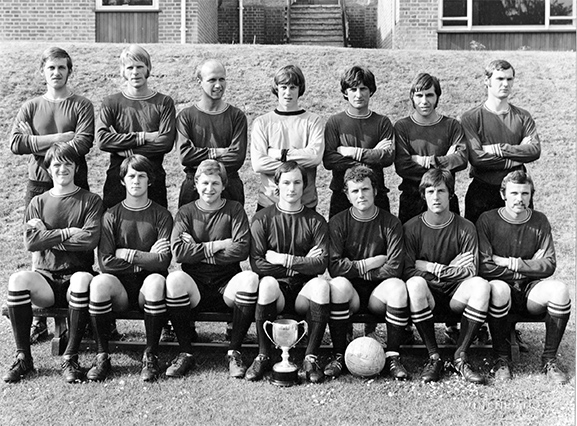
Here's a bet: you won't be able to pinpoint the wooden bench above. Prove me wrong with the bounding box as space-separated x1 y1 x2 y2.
1 305 544 362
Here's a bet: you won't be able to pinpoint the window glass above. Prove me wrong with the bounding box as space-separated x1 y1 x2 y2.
473 0 545 25
551 0 573 16
101 0 154 6
443 0 468 17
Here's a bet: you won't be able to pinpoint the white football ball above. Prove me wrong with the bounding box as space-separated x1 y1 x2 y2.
344 336 386 377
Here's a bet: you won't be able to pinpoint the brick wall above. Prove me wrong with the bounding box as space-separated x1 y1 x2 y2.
197 0 219 43
0 0 94 42
376 0 394 48
160 0 218 44
159 0 181 43
394 0 437 50
218 0 285 45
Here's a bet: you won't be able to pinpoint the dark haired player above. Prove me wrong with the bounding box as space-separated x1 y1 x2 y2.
394 73 467 224
10 47 94 343
462 60 541 225
3 143 102 383
177 59 248 207
478 171 570 384
325 165 409 380
165 159 254 379
404 168 489 384
251 64 324 210
97 44 176 209
84 154 173 382
246 161 329 383
323 65 395 218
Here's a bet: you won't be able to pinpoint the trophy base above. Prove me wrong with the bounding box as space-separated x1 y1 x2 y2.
270 369 299 387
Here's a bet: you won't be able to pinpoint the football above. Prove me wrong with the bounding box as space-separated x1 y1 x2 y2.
344 336 386 377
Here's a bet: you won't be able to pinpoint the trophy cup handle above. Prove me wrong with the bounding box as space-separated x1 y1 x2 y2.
262 320 278 348
292 320 308 347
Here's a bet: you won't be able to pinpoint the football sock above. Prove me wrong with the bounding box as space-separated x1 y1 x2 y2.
411 307 438 357
166 295 194 355
143 299 167 355
455 305 486 359
7 290 33 357
63 290 90 358
329 301 350 356
229 291 257 352
305 301 329 356
89 299 113 354
386 305 410 353
542 301 571 362
255 301 277 357
487 302 510 359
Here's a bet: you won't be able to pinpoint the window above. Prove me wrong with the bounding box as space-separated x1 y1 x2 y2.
440 0 576 28
96 0 159 11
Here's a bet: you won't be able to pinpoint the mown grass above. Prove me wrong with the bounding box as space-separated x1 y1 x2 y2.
0 42 574 426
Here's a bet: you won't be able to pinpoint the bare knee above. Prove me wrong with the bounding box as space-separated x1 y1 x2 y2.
489 280 511 306
69 271 93 293
166 271 195 297
301 277 330 304
141 274 166 301
258 276 280 304
377 278 407 306
9 271 36 291
89 274 116 301
406 277 428 300
329 277 353 303
231 270 260 294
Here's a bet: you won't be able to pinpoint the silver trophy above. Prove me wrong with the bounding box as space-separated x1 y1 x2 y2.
263 319 308 386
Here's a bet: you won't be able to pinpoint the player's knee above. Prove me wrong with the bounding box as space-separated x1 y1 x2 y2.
378 278 407 306
89 274 115 301
257 276 280 304
8 271 35 291
329 277 353 303
302 277 330 304
405 276 427 299
233 270 260 293
166 271 195 297
469 276 490 298
547 280 570 304
69 271 93 293
489 280 511 305
141 274 166 301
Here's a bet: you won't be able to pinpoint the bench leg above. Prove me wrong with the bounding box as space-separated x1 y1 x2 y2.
51 317 68 356
510 322 520 363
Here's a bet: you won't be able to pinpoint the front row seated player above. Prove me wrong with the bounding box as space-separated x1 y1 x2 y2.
165 159 256 379
247 161 330 383
325 165 409 380
478 171 571 384
79 155 173 382
3 143 103 383
404 168 490 384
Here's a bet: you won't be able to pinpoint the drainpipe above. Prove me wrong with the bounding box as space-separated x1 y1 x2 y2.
239 0 244 44
180 0 186 44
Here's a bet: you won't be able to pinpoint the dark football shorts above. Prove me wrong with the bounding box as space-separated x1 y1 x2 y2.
508 280 541 315
36 269 94 308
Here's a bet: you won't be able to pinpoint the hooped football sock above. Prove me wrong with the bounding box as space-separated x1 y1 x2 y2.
63 290 90 357
167 295 194 355
488 302 510 359
305 301 329 356
89 299 113 354
144 299 167 355
229 291 257 352
386 305 410 353
329 301 350 356
255 301 277 357
455 306 486 359
7 290 33 357
412 307 438 357
542 301 571 362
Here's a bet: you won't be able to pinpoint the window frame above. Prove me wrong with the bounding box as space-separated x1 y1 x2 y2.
438 0 577 31
95 0 160 12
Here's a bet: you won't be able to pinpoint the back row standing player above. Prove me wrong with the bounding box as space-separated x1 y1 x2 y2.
323 66 395 218
97 44 176 210
176 59 248 207
10 47 94 344
394 73 468 224
462 59 541 225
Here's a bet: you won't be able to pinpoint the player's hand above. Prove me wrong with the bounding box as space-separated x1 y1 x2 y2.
266 250 286 265
26 218 47 231
214 238 233 252
520 136 532 145
337 146 356 158
365 255 387 271
144 131 159 142
56 131 75 143
414 260 430 272
374 139 393 150
446 144 458 155
267 148 282 160
18 122 34 135
411 155 425 167
212 148 228 158
492 254 509 267
449 252 474 268
532 249 545 260
306 245 324 258
180 232 194 244
115 248 130 261
150 238 170 254
67 227 84 236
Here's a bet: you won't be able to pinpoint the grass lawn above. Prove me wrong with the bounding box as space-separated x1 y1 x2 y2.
0 42 574 426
